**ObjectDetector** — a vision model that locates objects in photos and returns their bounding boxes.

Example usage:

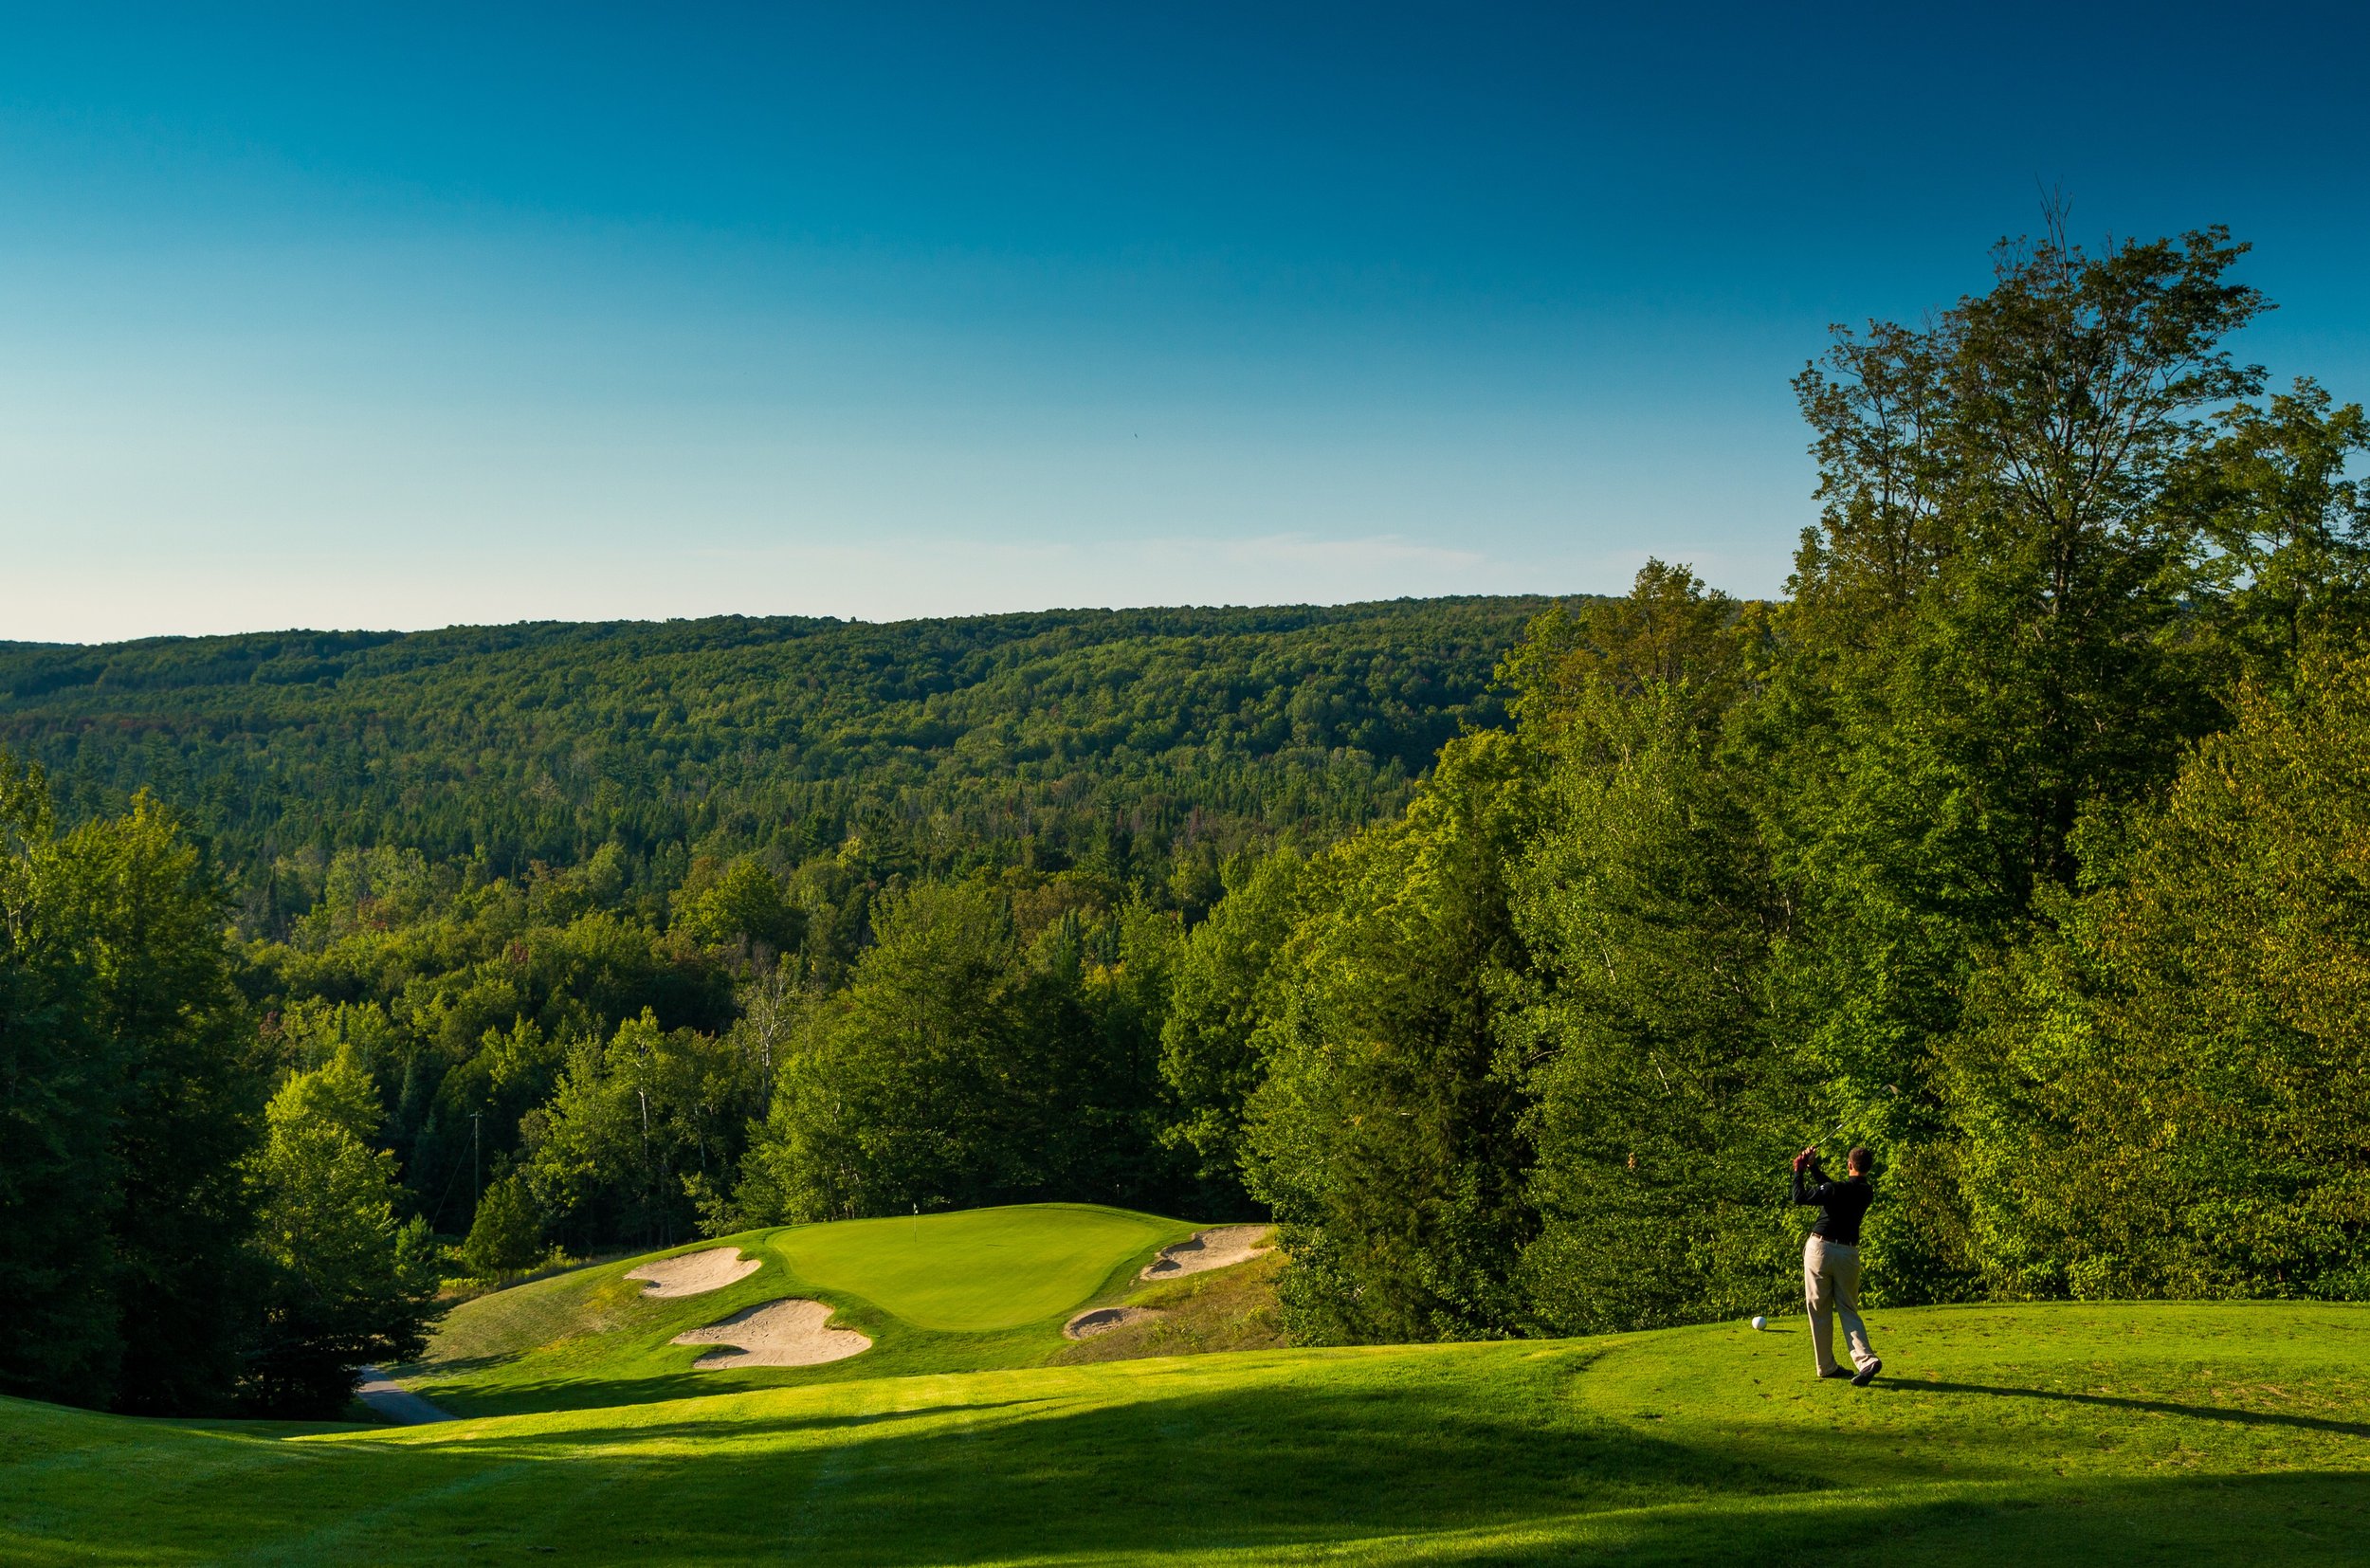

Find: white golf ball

[1750,1315,1767,1331]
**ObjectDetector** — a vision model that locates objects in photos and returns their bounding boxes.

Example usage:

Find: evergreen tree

[459,1172,544,1279]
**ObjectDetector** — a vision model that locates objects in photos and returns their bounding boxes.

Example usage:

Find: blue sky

[3,2,2364,639]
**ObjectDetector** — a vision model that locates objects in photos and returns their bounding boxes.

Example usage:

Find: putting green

[398,1202,1200,1414]
[765,1202,1177,1330]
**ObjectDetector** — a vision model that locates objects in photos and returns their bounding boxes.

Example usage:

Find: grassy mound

[1054,1249,1292,1364]
[406,1203,1198,1414]
[5,1301,2365,1564]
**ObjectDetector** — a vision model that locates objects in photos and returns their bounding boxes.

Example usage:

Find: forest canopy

[0,597,1543,935]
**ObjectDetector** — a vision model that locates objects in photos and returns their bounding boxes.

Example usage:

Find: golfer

[1791,1143,1882,1386]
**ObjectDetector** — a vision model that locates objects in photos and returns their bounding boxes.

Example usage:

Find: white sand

[625,1247,761,1298]
[671,1299,872,1369]
[1065,1305,1164,1340]
[1139,1225,1274,1281]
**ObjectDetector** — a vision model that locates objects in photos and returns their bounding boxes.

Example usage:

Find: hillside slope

[405,1203,1204,1415]
[0,598,1553,914]
[5,1302,2364,1564]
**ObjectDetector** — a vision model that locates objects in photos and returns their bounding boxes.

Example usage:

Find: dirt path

[354,1367,454,1425]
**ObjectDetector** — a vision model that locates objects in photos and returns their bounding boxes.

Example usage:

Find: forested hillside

[0,596,1551,1416]
[0,598,1540,934]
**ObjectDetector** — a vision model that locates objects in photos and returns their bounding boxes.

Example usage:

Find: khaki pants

[1804,1236,1876,1376]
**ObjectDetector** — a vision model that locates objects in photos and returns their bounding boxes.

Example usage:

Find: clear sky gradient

[4,2,2364,640]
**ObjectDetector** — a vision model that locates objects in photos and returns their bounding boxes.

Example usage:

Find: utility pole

[471,1111,483,1211]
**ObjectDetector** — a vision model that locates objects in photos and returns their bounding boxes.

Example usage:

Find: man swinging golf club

[1792,1141,1882,1386]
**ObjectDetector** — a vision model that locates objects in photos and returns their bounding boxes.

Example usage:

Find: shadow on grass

[312,1376,2370,1567]
[1429,1472,2370,1568]
[1881,1379,2370,1440]
[419,1372,722,1416]
[416,1398,1049,1451]
[341,1369,1850,1565]
[19,1357,2370,1568]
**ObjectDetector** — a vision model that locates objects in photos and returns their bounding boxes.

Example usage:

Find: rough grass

[6,1301,2366,1564]
[401,1202,1198,1415]
[1055,1249,1291,1364]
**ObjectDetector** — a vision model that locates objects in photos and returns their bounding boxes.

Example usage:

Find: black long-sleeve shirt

[1792,1162,1872,1248]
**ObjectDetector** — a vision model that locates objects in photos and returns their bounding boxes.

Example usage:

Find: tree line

[5,217,2363,1420]
[0,597,1542,936]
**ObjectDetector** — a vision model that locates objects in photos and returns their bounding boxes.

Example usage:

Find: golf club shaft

[1807,1089,1897,1153]
[1802,1085,1900,1157]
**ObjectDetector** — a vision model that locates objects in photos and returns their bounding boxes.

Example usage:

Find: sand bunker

[626,1247,761,1299]
[671,1299,871,1369]
[1140,1225,1274,1281]
[1065,1305,1164,1340]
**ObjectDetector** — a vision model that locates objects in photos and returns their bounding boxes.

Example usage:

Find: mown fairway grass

[406,1203,1195,1415]
[6,1300,2366,1564]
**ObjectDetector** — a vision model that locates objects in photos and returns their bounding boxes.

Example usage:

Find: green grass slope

[406,1203,1197,1415]
[6,1302,2365,1564]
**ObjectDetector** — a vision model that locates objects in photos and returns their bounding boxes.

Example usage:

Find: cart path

[354,1367,455,1425]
